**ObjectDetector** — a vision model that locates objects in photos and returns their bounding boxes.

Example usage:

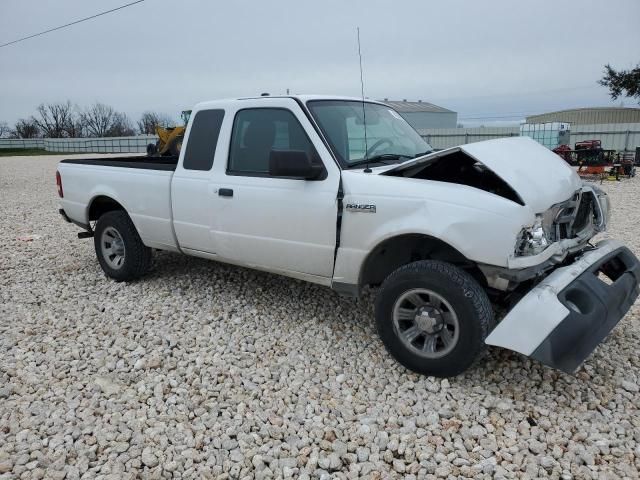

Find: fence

[44,136,157,153]
[419,123,640,152]
[0,138,46,149]
[2,123,640,154]
[418,127,519,150]
[0,136,158,153]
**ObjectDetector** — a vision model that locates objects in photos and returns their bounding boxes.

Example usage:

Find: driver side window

[228,108,319,176]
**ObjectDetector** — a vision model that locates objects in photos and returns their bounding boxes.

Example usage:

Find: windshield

[307,100,433,167]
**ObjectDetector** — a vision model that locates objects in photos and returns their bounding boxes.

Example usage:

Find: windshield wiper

[413,150,433,158]
[347,153,412,169]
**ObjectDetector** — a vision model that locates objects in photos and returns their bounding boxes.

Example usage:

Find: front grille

[551,191,594,241]
[572,192,594,233]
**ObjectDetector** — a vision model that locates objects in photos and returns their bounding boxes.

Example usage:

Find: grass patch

[0,148,84,157]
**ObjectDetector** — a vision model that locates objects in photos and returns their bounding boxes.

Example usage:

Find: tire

[94,210,152,282]
[375,260,493,377]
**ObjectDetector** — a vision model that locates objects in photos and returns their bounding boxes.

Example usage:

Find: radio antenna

[357,27,371,173]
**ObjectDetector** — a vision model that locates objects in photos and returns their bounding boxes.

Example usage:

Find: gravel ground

[1,154,639,480]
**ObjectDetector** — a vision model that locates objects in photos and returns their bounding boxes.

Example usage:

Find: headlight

[515,214,550,256]
[590,185,611,229]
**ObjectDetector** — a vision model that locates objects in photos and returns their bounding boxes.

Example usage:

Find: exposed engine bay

[384,150,524,205]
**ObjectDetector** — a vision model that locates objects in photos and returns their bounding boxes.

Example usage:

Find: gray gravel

[1,154,639,479]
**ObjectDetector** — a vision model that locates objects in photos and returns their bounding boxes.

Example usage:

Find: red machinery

[575,139,602,150]
[553,140,634,181]
[552,144,572,163]
[575,140,607,177]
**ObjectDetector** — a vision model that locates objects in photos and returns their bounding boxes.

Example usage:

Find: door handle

[218,188,233,197]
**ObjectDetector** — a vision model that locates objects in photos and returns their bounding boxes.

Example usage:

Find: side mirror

[269,150,324,180]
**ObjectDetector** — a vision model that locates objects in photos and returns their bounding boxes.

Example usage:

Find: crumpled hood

[382,136,582,213]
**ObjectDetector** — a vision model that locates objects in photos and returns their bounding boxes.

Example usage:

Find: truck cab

[171,96,341,283]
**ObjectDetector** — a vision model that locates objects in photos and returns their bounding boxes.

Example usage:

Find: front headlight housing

[515,214,550,256]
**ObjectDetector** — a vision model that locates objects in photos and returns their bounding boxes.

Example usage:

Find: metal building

[381,99,458,129]
[526,107,640,125]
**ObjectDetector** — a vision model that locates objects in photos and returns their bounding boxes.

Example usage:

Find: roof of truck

[194,94,388,110]
[241,94,383,102]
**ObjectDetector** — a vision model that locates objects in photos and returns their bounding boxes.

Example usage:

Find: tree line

[0,101,176,139]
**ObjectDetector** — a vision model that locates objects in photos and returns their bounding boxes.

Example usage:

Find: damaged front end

[514,185,610,259]
[481,183,612,291]
[483,185,640,374]
[478,182,638,374]
[485,240,640,373]
[472,180,636,374]
[382,137,638,374]
[382,138,612,290]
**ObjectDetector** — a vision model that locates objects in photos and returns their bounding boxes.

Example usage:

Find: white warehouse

[381,99,458,129]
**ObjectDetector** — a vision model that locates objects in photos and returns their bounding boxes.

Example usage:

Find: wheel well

[88,196,125,222]
[359,234,486,289]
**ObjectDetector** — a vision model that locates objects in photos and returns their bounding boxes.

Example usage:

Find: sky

[1,0,639,127]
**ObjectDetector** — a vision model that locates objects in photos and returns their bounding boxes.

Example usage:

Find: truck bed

[58,155,179,251]
[60,155,178,171]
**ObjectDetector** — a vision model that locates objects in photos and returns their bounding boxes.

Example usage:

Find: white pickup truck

[57,95,640,377]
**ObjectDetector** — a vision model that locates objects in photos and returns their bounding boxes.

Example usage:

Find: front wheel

[375,260,493,377]
[94,210,152,281]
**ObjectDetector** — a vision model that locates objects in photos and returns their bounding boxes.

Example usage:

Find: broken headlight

[515,214,550,256]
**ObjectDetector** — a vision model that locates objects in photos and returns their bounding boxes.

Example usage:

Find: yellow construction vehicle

[146,110,191,157]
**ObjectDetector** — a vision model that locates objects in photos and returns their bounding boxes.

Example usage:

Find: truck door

[210,98,340,280]
[171,108,226,253]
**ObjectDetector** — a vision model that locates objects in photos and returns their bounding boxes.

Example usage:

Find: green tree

[598,63,640,103]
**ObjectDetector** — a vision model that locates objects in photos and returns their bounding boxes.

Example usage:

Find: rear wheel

[94,210,152,281]
[375,260,493,377]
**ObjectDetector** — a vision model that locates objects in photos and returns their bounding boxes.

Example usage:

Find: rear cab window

[182,109,225,171]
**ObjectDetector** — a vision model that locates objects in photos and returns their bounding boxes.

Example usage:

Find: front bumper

[486,239,640,373]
